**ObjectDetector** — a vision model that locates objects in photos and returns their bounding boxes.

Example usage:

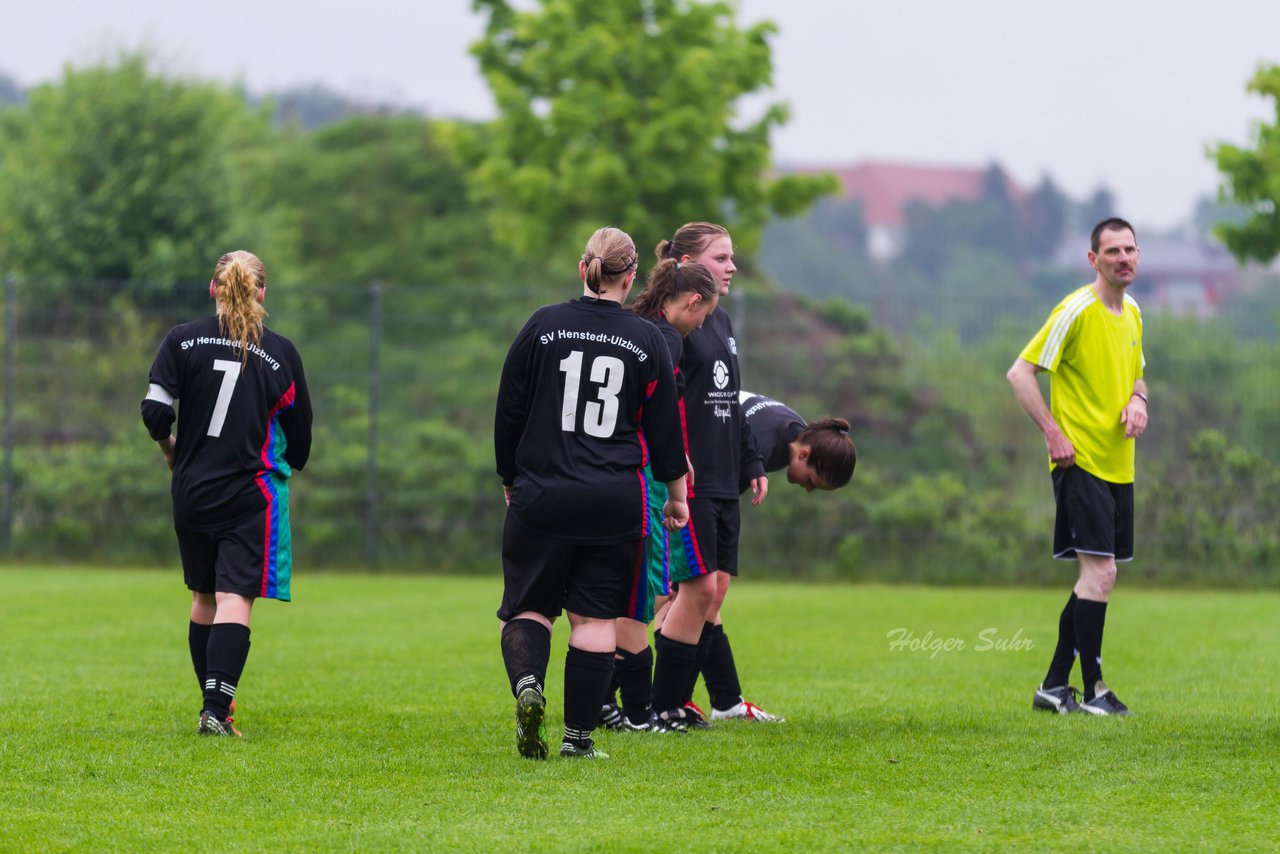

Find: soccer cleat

[1033,684,1083,714]
[710,700,785,722]
[515,686,549,759]
[559,740,609,759]
[681,701,712,730]
[198,710,242,737]
[599,703,625,731]
[1081,690,1132,717]
[621,714,652,732]
[647,708,690,733]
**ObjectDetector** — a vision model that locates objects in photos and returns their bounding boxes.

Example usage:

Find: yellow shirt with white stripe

[1019,284,1145,483]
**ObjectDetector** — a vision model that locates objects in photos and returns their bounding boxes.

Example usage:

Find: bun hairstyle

[581,227,638,295]
[631,258,717,319]
[212,250,267,364]
[797,417,856,488]
[655,221,730,262]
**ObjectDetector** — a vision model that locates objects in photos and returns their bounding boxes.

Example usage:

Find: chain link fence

[4,274,1279,586]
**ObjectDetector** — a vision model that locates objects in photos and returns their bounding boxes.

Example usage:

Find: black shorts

[497,515,643,622]
[176,500,293,601]
[672,496,740,581]
[1051,465,1134,562]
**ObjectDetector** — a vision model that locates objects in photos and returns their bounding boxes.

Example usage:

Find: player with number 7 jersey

[143,308,312,535]
[141,250,312,738]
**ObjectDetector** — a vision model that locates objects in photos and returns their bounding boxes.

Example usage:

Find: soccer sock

[562,646,614,745]
[203,623,251,720]
[703,624,745,711]
[1042,592,1079,688]
[615,646,654,723]
[681,622,715,707]
[501,618,552,698]
[651,632,699,713]
[1074,598,1109,700]
[188,621,212,690]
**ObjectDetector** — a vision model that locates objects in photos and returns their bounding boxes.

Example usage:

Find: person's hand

[503,484,513,506]
[663,497,689,530]
[1046,428,1075,468]
[1122,395,1147,439]
[749,475,769,507]
[160,436,176,472]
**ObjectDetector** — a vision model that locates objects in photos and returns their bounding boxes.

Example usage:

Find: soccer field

[2,565,1277,852]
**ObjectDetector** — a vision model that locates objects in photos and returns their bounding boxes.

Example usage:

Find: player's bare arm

[1006,357,1075,467]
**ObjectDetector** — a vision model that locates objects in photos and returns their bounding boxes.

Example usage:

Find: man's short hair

[1091,217,1136,253]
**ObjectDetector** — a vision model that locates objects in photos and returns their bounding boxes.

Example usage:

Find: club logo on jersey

[712,360,730,390]
[728,336,738,356]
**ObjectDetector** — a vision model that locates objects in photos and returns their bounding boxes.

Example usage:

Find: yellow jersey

[1019,284,1145,483]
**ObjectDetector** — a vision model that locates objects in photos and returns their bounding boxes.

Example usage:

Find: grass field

[2,565,1278,852]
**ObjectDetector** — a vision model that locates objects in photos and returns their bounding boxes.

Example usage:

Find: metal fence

[4,273,1279,586]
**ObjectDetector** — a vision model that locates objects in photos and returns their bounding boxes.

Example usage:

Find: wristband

[1131,391,1147,405]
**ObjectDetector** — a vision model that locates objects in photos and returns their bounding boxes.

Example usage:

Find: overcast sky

[4,0,1279,230]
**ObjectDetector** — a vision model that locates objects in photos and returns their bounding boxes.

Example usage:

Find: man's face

[1089,228,1139,289]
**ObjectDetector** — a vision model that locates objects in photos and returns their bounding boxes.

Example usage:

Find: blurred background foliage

[3,6,1280,587]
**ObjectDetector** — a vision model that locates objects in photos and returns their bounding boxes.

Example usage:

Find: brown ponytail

[212,250,267,364]
[631,258,717,318]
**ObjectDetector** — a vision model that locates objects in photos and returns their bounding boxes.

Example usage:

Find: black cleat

[198,710,242,736]
[1032,684,1083,714]
[599,703,625,731]
[1081,690,1132,716]
[516,686,549,759]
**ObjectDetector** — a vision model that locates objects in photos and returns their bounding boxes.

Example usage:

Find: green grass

[2,565,1278,852]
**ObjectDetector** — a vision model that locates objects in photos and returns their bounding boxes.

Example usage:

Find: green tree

[267,114,503,288]
[0,54,270,291]
[467,0,835,263]
[1212,64,1280,263]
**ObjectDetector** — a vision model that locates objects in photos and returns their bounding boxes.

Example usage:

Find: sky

[4,0,1279,231]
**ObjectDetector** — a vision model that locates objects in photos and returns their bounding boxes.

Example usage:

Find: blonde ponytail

[212,250,267,364]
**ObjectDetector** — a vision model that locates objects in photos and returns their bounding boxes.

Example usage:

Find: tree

[467,0,835,263]
[0,54,270,291]
[1212,64,1280,263]
[267,114,503,288]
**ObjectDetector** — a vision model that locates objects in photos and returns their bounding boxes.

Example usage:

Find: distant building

[792,160,1026,261]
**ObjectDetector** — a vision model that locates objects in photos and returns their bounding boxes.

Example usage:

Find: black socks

[651,631,699,713]
[702,624,744,711]
[188,621,212,690]
[203,623,250,719]
[1042,592,1079,689]
[563,646,614,744]
[1074,598,1109,700]
[614,646,654,723]
[501,618,552,698]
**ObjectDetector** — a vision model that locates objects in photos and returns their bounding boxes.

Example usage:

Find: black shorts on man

[1051,465,1134,561]
[497,515,643,621]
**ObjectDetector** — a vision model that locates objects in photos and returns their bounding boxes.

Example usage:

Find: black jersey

[495,297,686,545]
[141,315,312,529]
[680,307,764,499]
[739,391,805,483]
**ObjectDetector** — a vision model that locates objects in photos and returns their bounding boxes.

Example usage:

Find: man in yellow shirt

[1007,217,1149,716]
